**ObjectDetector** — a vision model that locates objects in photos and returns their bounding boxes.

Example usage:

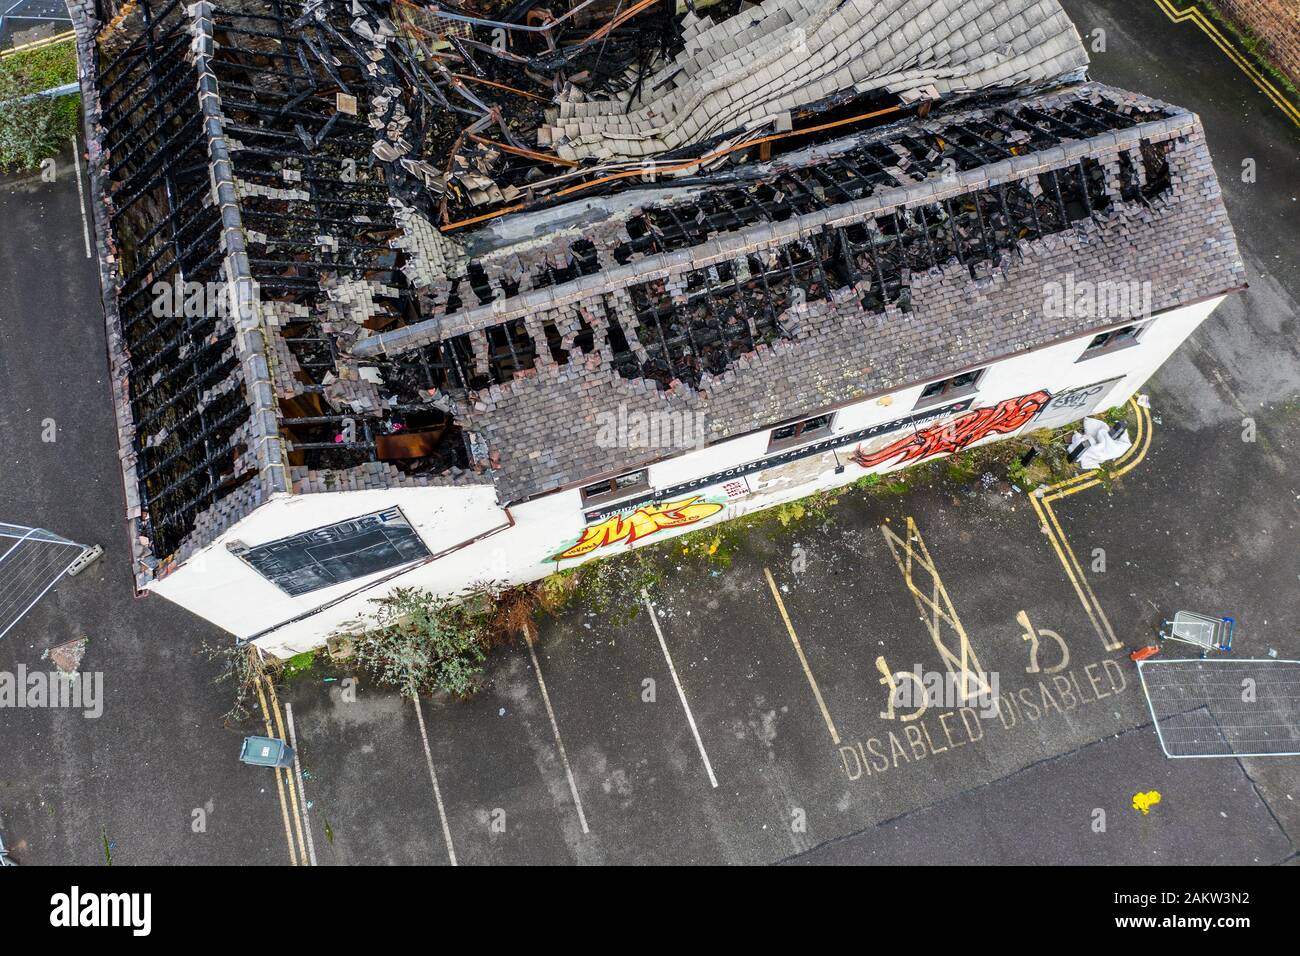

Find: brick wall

[1215,0,1300,85]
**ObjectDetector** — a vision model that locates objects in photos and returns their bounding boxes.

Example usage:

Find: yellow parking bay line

[255,675,300,866]
[1046,401,1153,502]
[1042,397,1147,498]
[880,517,992,701]
[1029,400,1154,652]
[1029,490,1115,652]
[0,30,75,59]
[764,567,840,744]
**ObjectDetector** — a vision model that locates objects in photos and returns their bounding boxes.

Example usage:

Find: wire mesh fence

[1137,658,1300,758]
[0,522,89,640]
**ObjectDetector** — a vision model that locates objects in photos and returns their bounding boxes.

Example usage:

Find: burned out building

[67,0,1245,653]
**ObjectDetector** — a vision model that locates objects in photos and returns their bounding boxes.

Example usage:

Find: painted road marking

[1153,0,1300,127]
[0,29,74,58]
[265,677,308,864]
[523,625,590,834]
[283,701,318,867]
[1029,489,1116,652]
[1016,609,1070,674]
[1040,496,1120,651]
[1048,399,1152,498]
[70,135,91,258]
[839,654,1131,783]
[1029,399,1153,651]
[641,589,718,788]
[875,655,927,721]
[881,517,991,701]
[1042,400,1146,497]
[412,697,458,866]
[254,674,298,866]
[763,567,840,744]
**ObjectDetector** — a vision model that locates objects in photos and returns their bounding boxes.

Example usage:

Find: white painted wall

[148,296,1223,655]
[147,484,507,638]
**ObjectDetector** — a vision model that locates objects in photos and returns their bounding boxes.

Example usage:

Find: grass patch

[280,650,317,681]
[541,550,665,624]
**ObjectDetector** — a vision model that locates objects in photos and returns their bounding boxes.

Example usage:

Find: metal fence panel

[0,523,87,640]
[1137,658,1300,758]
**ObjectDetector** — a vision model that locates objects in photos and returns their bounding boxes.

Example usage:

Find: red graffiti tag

[850,391,1051,469]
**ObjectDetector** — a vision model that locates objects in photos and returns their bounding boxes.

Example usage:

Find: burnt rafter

[78,0,1238,585]
[378,101,1173,394]
[93,0,480,565]
[98,0,250,559]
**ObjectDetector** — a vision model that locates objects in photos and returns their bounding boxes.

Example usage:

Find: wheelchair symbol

[1017,610,1069,674]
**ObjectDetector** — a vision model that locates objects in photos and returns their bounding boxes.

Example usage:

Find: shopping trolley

[1131,610,1234,660]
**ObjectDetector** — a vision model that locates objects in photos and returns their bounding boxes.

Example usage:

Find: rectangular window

[1079,324,1144,359]
[579,469,649,506]
[230,508,430,597]
[915,368,984,408]
[768,413,835,451]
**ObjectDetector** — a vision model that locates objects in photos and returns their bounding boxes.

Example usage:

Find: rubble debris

[47,638,89,676]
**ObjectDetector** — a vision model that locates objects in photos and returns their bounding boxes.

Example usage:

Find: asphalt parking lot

[1,0,1297,865]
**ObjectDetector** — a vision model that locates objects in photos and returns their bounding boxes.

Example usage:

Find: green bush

[0,40,80,173]
[343,588,493,699]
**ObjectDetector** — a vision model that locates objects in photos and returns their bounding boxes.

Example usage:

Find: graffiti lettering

[850,391,1050,470]
[580,400,973,523]
[1052,385,1104,410]
[552,496,724,561]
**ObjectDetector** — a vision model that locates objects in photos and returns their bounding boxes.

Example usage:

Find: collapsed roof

[545,0,1087,160]
[68,0,1243,586]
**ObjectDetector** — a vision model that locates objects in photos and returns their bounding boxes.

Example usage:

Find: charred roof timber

[67,0,1244,584]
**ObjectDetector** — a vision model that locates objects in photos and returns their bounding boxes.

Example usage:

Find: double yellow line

[255,674,309,865]
[1028,398,1154,653]
[0,30,75,59]
[1152,0,1300,127]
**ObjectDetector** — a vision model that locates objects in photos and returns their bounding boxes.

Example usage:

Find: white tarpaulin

[1068,417,1131,469]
